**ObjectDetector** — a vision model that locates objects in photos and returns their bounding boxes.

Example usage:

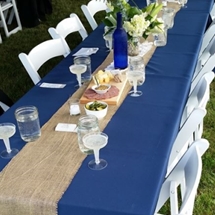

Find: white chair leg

[8,8,14,24]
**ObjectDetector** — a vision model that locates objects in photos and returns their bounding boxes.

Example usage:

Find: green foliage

[104,0,164,40]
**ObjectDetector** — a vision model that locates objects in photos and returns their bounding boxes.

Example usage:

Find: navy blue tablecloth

[0,0,213,215]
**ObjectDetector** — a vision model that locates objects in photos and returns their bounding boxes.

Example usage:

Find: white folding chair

[155,138,209,215]
[0,89,13,114]
[0,0,22,38]
[210,3,215,23]
[48,13,88,52]
[190,27,215,94]
[18,38,70,85]
[181,71,214,139]
[0,101,10,112]
[166,72,213,176]
[166,107,206,177]
[198,24,215,59]
[81,0,108,30]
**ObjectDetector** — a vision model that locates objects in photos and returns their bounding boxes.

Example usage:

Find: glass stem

[93,149,100,165]
[109,39,112,51]
[77,74,82,87]
[3,138,12,153]
[133,81,137,94]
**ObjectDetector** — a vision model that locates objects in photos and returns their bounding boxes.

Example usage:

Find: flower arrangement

[104,0,164,41]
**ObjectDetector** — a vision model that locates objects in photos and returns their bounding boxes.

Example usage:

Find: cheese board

[80,70,128,105]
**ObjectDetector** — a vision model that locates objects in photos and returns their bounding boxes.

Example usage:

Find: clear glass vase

[128,37,140,57]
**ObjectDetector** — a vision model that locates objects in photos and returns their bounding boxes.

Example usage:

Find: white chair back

[210,3,215,22]
[199,24,215,57]
[190,25,215,94]
[18,38,70,85]
[191,27,215,94]
[48,13,87,52]
[183,71,214,141]
[181,71,214,126]
[166,107,206,177]
[81,0,108,30]
[0,0,22,40]
[155,138,209,215]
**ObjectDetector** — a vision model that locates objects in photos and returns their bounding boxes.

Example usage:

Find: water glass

[15,105,41,142]
[77,115,100,154]
[129,56,145,86]
[73,55,92,83]
[154,28,167,47]
[162,7,175,29]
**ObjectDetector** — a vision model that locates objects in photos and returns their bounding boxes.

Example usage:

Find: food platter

[80,71,128,105]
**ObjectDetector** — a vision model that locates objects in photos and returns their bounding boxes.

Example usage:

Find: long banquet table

[0,0,213,214]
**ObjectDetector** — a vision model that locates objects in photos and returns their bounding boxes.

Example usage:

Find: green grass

[0,0,105,101]
[0,0,215,214]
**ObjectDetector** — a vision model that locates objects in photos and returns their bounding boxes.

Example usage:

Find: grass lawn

[0,0,215,214]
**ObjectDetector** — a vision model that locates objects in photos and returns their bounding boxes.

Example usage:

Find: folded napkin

[72,48,99,56]
[38,82,66,88]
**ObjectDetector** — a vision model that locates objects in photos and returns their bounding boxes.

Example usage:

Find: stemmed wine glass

[103,26,114,52]
[127,56,146,97]
[69,64,87,87]
[103,33,113,51]
[0,123,19,159]
[83,132,108,170]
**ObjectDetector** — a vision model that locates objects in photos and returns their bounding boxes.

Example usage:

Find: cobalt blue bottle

[113,12,128,69]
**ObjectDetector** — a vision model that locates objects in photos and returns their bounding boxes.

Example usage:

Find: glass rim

[14,105,38,116]
[83,131,108,141]
[73,55,91,60]
[0,122,16,127]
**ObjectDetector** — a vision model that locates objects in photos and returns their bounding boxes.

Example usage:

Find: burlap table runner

[0,3,180,215]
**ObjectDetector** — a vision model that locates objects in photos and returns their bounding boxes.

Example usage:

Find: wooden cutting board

[80,73,128,105]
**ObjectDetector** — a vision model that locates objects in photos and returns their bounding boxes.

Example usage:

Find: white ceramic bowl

[84,101,108,120]
[91,84,111,95]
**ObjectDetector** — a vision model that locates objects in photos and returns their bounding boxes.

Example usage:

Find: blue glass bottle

[113,12,128,69]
